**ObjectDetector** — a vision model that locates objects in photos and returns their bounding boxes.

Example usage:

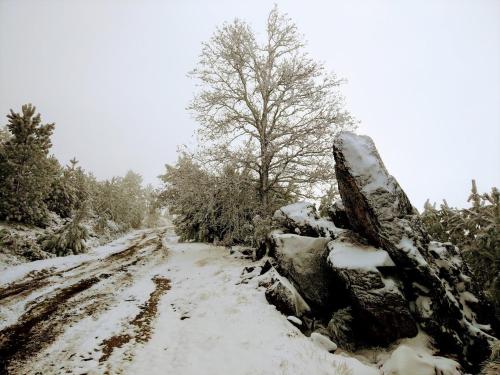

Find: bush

[0,227,47,261]
[160,155,261,245]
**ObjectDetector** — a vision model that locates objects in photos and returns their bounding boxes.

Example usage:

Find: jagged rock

[273,202,340,238]
[259,259,277,276]
[332,131,495,369]
[326,200,351,230]
[270,233,335,312]
[327,231,418,345]
[262,267,311,317]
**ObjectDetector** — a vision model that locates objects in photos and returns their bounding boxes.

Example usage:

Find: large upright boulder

[333,131,496,369]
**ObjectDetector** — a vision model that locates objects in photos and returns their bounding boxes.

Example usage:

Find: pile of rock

[259,131,497,372]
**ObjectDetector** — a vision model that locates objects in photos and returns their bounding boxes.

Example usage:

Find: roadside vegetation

[0,104,161,261]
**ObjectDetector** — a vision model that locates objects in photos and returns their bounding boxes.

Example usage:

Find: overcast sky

[1,0,499,209]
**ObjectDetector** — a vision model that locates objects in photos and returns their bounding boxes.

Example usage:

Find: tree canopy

[190,6,355,212]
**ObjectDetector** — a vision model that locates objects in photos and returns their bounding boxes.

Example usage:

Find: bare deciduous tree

[190,6,355,212]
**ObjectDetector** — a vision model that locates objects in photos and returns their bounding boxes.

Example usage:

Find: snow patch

[327,240,395,272]
[415,296,433,319]
[382,345,461,375]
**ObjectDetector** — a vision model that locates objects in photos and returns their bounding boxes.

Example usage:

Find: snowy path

[0,227,377,375]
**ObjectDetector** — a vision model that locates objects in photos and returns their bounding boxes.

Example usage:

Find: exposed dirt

[0,275,104,373]
[99,276,171,362]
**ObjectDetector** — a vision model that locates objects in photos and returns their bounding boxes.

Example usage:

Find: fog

[1,0,499,208]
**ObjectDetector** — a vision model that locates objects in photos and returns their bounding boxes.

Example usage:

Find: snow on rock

[415,296,433,319]
[395,237,428,266]
[310,332,337,353]
[326,232,417,345]
[382,345,462,375]
[333,131,496,369]
[270,233,334,310]
[273,201,341,238]
[327,235,395,272]
[287,316,303,326]
[334,132,393,194]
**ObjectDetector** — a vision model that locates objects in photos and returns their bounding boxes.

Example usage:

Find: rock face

[262,131,497,372]
[332,131,496,369]
[270,233,333,312]
[327,231,418,345]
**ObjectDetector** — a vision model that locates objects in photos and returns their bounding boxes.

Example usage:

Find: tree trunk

[260,134,271,216]
[261,171,269,213]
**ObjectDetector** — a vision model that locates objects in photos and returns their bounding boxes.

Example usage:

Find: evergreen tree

[159,154,217,242]
[143,184,161,228]
[0,104,55,225]
[422,180,500,320]
[42,207,90,256]
[93,171,148,230]
[121,171,147,229]
[46,158,90,218]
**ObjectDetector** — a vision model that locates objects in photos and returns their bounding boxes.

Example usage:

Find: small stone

[310,332,337,353]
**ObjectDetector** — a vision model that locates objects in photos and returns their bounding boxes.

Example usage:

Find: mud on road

[0,228,170,375]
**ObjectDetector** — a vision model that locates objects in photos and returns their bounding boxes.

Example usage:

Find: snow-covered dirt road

[0,227,377,375]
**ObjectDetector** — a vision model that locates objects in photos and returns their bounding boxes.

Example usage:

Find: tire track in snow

[99,276,171,363]
[0,228,169,374]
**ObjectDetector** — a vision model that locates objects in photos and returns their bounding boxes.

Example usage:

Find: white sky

[1,0,499,209]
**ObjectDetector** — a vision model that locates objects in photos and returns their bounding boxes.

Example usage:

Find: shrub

[42,210,89,256]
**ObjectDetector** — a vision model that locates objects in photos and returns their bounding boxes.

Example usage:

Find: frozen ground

[0,226,457,374]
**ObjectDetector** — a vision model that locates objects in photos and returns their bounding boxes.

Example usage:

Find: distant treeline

[0,104,160,232]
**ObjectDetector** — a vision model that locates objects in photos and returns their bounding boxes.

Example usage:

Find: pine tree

[0,104,55,225]
[422,180,500,320]
[42,207,90,256]
[46,158,89,218]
